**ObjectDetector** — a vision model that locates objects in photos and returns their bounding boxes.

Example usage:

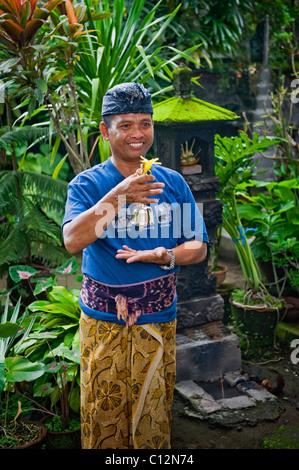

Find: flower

[97,380,122,411]
[140,156,162,174]
[98,322,122,345]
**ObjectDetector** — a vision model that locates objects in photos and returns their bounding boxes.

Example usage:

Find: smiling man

[62,82,209,449]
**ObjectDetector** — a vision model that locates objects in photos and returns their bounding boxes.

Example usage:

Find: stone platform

[175,370,282,428]
[175,321,241,383]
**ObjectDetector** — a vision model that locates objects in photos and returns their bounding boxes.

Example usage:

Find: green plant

[0,0,111,174]
[2,255,80,305]
[250,0,299,72]
[0,0,203,172]
[0,296,45,426]
[258,76,299,181]
[214,131,283,305]
[0,169,68,281]
[139,0,253,61]
[70,0,203,162]
[12,280,81,431]
[34,343,80,431]
[27,285,81,347]
[15,284,81,376]
[237,178,299,297]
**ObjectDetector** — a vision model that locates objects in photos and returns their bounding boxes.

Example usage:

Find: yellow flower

[140,156,162,174]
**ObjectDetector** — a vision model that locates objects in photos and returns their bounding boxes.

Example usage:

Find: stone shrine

[153,65,242,381]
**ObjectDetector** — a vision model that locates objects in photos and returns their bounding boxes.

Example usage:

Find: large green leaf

[0,321,19,338]
[50,257,79,275]
[51,345,80,364]
[48,285,80,307]
[5,356,45,383]
[9,264,40,283]
[34,381,54,397]
[33,275,56,295]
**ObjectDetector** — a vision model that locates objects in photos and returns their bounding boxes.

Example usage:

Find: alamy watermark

[290,339,299,365]
[290,78,299,104]
[0,80,4,104]
[94,199,206,246]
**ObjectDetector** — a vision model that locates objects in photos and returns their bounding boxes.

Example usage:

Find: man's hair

[102,114,114,128]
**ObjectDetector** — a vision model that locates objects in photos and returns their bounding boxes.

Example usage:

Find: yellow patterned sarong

[80,312,176,449]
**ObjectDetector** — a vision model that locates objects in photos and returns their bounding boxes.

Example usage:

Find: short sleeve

[62,181,92,230]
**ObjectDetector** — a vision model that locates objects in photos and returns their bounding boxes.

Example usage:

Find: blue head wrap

[102,82,153,116]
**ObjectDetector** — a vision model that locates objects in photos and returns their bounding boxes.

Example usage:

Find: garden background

[0,0,298,449]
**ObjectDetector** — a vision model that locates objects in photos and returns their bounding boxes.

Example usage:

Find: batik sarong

[80,312,176,449]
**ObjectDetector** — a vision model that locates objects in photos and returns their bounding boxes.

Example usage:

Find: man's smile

[127,142,145,149]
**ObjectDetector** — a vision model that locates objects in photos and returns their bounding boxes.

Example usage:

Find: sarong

[80,312,176,449]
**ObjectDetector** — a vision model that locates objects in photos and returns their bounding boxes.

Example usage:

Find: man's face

[100,113,154,164]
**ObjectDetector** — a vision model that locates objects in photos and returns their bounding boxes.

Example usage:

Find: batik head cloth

[102,82,153,116]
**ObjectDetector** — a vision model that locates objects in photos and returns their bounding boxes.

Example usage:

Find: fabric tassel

[115,294,129,323]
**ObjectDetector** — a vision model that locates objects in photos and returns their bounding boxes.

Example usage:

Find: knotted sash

[81,273,177,326]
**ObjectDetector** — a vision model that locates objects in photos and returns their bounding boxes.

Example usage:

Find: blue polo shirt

[62,157,209,322]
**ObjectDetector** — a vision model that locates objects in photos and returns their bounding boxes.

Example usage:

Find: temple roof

[153,96,240,124]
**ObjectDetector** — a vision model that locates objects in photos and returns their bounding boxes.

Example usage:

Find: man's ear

[100,121,109,140]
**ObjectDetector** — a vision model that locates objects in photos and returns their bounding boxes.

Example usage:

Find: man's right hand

[114,173,165,205]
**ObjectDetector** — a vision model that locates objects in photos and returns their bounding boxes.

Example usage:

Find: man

[62,82,208,449]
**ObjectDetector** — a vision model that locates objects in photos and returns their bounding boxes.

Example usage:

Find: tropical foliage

[214,132,283,303]
[0,0,203,172]
[0,0,111,174]
[238,178,299,297]
[250,0,299,71]
[137,0,254,63]
[0,169,68,280]
[0,0,297,447]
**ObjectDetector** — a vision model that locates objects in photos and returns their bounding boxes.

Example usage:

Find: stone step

[175,321,241,382]
[256,83,272,93]
[255,94,271,103]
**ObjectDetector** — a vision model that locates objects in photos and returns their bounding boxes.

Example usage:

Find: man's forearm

[63,173,165,254]
[116,240,207,266]
[63,191,123,254]
[172,240,207,265]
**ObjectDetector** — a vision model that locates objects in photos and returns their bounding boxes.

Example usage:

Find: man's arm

[63,190,119,254]
[116,240,207,266]
[63,174,165,254]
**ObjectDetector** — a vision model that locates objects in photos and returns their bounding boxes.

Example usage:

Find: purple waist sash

[81,273,177,326]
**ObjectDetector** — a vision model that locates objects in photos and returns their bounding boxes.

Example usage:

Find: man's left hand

[116,245,171,265]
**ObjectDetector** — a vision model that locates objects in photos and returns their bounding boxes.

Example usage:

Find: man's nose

[130,125,146,139]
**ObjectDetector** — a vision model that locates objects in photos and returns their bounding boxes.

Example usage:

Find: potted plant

[0,296,47,448]
[214,132,285,353]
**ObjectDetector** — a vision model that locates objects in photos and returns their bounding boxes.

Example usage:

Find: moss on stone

[153,96,239,123]
[262,425,299,449]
